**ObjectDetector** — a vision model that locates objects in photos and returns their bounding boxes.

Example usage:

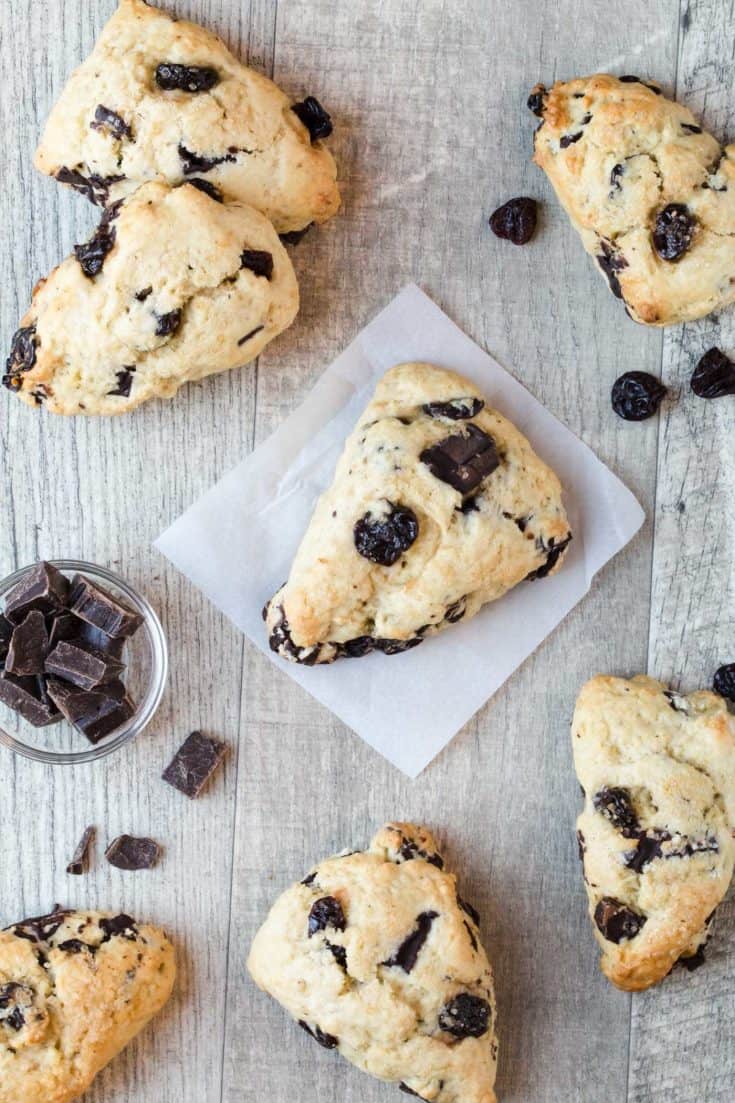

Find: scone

[34,0,340,234]
[530,74,735,325]
[264,362,571,663]
[0,907,175,1103]
[3,180,298,415]
[248,823,498,1103]
[572,675,735,991]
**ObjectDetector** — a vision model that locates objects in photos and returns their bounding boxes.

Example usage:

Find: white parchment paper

[156,285,644,776]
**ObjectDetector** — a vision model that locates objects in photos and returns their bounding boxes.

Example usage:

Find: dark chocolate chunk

[155,309,182,338]
[341,635,376,658]
[327,941,347,969]
[161,730,228,798]
[596,239,629,299]
[291,96,333,141]
[527,86,546,117]
[301,871,318,887]
[423,397,485,420]
[420,424,500,493]
[5,611,48,676]
[609,163,625,193]
[373,636,423,655]
[90,104,133,140]
[66,825,95,875]
[458,897,480,925]
[489,197,538,245]
[0,983,35,1032]
[100,913,138,941]
[45,639,124,691]
[4,562,70,622]
[308,896,346,937]
[560,131,583,148]
[10,907,70,942]
[444,597,467,624]
[354,503,419,566]
[267,605,322,665]
[525,532,572,580]
[0,615,12,662]
[74,203,121,278]
[3,325,38,393]
[399,1085,430,1100]
[653,203,696,261]
[713,663,735,701]
[135,286,153,302]
[108,367,136,397]
[279,224,313,246]
[611,371,667,421]
[58,938,97,956]
[155,63,220,92]
[69,574,143,638]
[682,122,703,134]
[691,348,735,399]
[237,325,265,346]
[383,911,438,973]
[577,829,586,861]
[186,178,224,202]
[48,611,125,658]
[396,836,444,868]
[105,835,161,871]
[0,672,61,726]
[178,143,236,175]
[624,831,670,873]
[298,1020,339,1049]
[679,945,707,971]
[240,250,274,279]
[464,920,478,951]
[438,993,491,1038]
[46,678,133,744]
[594,897,646,943]
[618,76,662,94]
[55,167,125,206]
[593,787,640,838]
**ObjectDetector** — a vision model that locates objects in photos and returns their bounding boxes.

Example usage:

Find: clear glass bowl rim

[0,559,168,765]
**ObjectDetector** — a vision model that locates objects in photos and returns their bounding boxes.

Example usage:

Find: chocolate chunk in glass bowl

[0,615,12,662]
[4,611,49,676]
[653,203,696,261]
[69,575,143,638]
[0,672,61,726]
[438,993,491,1038]
[611,371,667,421]
[382,911,438,973]
[46,677,133,744]
[354,503,419,566]
[161,730,228,799]
[4,561,70,623]
[105,834,161,871]
[47,611,125,659]
[66,825,96,875]
[291,96,333,142]
[489,197,538,245]
[420,424,500,493]
[594,897,646,943]
[155,63,220,93]
[423,397,485,420]
[691,347,735,399]
[45,639,125,691]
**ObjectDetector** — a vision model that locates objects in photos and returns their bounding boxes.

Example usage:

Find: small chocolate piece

[187,178,224,202]
[4,562,70,623]
[66,826,96,875]
[489,197,538,245]
[308,896,346,937]
[45,639,124,691]
[9,907,70,942]
[596,239,629,299]
[154,309,182,338]
[354,503,419,566]
[423,397,485,420]
[108,367,135,397]
[438,993,491,1038]
[237,325,265,346]
[594,897,646,943]
[560,131,583,148]
[0,672,60,726]
[46,677,133,744]
[105,834,161,871]
[5,611,48,676]
[420,424,500,493]
[69,574,143,638]
[178,143,237,175]
[240,250,274,279]
[383,911,438,973]
[713,663,735,701]
[155,63,220,93]
[57,938,96,956]
[291,96,333,142]
[399,1085,430,1100]
[47,611,125,658]
[55,167,125,206]
[279,224,313,246]
[99,913,138,941]
[298,1020,339,1049]
[593,787,640,838]
[90,104,133,140]
[161,730,228,799]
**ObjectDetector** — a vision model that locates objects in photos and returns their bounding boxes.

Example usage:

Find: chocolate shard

[5,611,49,676]
[4,562,70,623]
[420,424,500,494]
[46,677,133,744]
[45,639,125,691]
[0,615,12,662]
[48,611,126,659]
[0,672,61,726]
[9,906,70,942]
[105,834,161,871]
[69,574,143,638]
[161,730,228,799]
[66,825,96,875]
[382,911,438,973]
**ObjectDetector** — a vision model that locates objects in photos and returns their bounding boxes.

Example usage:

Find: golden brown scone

[34,0,339,234]
[0,908,175,1103]
[265,362,571,664]
[248,823,498,1103]
[572,675,735,991]
[530,74,735,325]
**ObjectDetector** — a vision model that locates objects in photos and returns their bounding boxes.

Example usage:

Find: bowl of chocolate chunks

[0,560,167,763]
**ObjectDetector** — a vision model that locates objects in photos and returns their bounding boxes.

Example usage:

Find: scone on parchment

[573,675,735,991]
[248,823,498,1103]
[0,907,175,1103]
[530,74,735,325]
[3,180,298,415]
[264,362,571,664]
[34,0,339,234]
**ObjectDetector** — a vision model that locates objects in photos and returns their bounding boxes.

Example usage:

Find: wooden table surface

[1,1,733,1100]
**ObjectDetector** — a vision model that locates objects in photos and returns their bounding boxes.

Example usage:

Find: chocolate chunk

[609,163,625,192]
[0,672,61,726]
[396,836,444,868]
[240,250,274,279]
[105,834,161,871]
[489,197,538,245]
[69,574,143,638]
[682,123,702,134]
[91,104,133,140]
[100,913,138,941]
[66,826,95,875]
[438,993,491,1038]
[187,178,224,202]
[4,562,70,623]
[525,532,572,580]
[301,871,318,886]
[57,938,96,955]
[237,325,265,346]
[0,983,35,1031]
[74,202,122,278]
[291,96,333,142]
[560,131,583,148]
[48,611,125,658]
[691,348,735,399]
[624,831,670,873]
[327,942,347,969]
[713,663,735,701]
[653,203,696,261]
[108,367,135,397]
[444,597,467,623]
[399,1085,430,1100]
[341,636,376,658]
[611,371,667,420]
[618,76,662,94]
[46,677,133,744]
[423,397,485,420]
[3,325,38,393]
[161,730,228,798]
[155,309,182,338]
[458,897,480,925]
[55,167,125,206]
[373,636,423,655]
[10,907,70,942]
[135,286,153,302]
[679,945,707,971]
[596,239,629,299]
[420,424,500,493]
[664,689,689,714]
[308,896,346,937]
[527,86,546,117]
[45,639,124,690]
[594,897,646,943]
[354,503,419,566]
[298,1020,339,1049]
[593,787,640,838]
[5,611,48,676]
[267,605,322,665]
[156,63,220,92]
[383,911,438,973]
[0,615,12,662]
[279,224,313,246]
[178,143,237,175]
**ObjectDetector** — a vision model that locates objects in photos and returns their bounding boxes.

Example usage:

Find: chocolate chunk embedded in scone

[264,362,571,664]
[248,823,498,1103]
[572,674,735,990]
[0,908,174,1103]
[531,74,735,325]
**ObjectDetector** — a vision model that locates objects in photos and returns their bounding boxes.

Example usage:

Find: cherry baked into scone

[34,0,339,234]
[264,362,571,664]
[248,823,498,1103]
[530,74,735,325]
[3,180,298,414]
[0,907,175,1103]
[573,675,735,991]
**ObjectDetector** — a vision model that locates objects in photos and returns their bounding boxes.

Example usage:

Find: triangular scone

[248,823,498,1103]
[34,0,339,234]
[531,74,735,325]
[0,908,175,1103]
[265,362,571,663]
[3,180,298,415]
[572,675,735,991]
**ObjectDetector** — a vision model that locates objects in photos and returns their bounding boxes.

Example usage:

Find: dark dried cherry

[155,309,182,338]
[74,201,122,279]
[55,167,125,206]
[611,371,667,421]
[155,64,219,93]
[527,86,546,117]
[308,896,346,937]
[653,204,696,261]
[438,993,491,1038]
[3,325,38,392]
[489,197,537,245]
[713,663,735,701]
[691,348,735,399]
[354,503,419,566]
[291,96,333,142]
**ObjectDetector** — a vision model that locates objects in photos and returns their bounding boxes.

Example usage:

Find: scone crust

[0,908,175,1103]
[34,0,339,232]
[248,823,498,1103]
[265,361,571,663]
[532,74,735,325]
[572,674,735,990]
[4,180,299,415]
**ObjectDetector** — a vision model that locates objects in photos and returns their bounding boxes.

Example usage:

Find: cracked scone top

[264,362,571,663]
[573,675,735,991]
[34,0,339,233]
[3,180,299,415]
[248,823,498,1103]
[531,74,735,325]
[0,907,175,1103]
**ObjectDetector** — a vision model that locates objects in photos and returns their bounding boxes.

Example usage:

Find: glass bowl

[0,560,168,765]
